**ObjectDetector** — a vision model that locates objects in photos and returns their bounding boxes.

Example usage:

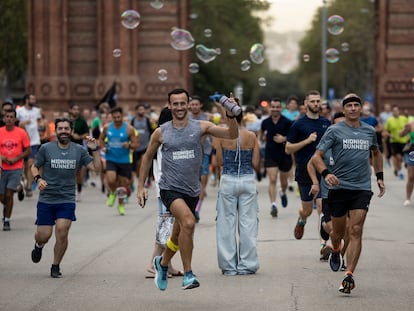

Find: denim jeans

[216,174,259,275]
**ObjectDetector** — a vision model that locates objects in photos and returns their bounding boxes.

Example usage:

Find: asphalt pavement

[1,165,413,311]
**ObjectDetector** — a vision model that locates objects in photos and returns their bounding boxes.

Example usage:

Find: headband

[342,96,362,107]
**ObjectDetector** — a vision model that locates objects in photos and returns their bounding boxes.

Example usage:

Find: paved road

[1,166,413,311]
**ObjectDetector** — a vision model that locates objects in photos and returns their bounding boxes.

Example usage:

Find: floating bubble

[258,77,266,87]
[204,29,212,38]
[249,43,265,64]
[150,0,164,9]
[189,12,198,20]
[195,44,220,63]
[240,60,251,71]
[112,49,121,58]
[229,48,237,55]
[303,54,310,62]
[121,10,141,29]
[157,69,168,81]
[327,15,344,35]
[170,28,195,51]
[325,48,340,63]
[188,63,199,74]
[341,42,350,52]
[409,151,414,162]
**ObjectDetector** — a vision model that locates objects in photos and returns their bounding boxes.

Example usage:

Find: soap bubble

[325,48,340,63]
[409,151,414,162]
[112,49,121,58]
[170,28,195,51]
[204,29,212,38]
[188,63,199,74]
[195,44,220,63]
[258,77,266,87]
[150,0,164,9]
[303,54,310,62]
[229,48,237,55]
[157,69,168,81]
[327,15,344,35]
[241,60,251,71]
[249,43,265,64]
[341,42,350,52]
[121,10,141,29]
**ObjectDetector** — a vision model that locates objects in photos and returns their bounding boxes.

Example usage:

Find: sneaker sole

[294,222,304,239]
[31,249,42,263]
[270,209,278,217]
[182,281,200,290]
[153,257,167,291]
[328,253,343,272]
[339,278,355,294]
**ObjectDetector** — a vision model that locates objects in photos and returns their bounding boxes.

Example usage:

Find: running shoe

[329,250,343,272]
[294,218,305,239]
[153,256,169,291]
[18,180,25,201]
[319,215,330,241]
[76,192,81,202]
[339,273,355,294]
[117,204,125,216]
[182,271,200,290]
[403,200,411,207]
[107,192,116,207]
[3,220,10,231]
[50,264,62,278]
[320,244,331,261]
[270,204,278,217]
[31,244,43,263]
[25,189,33,197]
[280,192,288,208]
[341,261,347,271]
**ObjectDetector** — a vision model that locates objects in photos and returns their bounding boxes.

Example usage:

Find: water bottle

[218,95,242,116]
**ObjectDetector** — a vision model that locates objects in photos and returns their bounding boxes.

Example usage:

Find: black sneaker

[51,265,62,278]
[3,220,10,231]
[280,193,288,208]
[328,250,343,272]
[31,244,43,263]
[319,215,330,241]
[339,273,355,294]
[270,204,278,217]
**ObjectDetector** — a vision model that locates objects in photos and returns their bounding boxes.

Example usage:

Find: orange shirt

[0,126,31,170]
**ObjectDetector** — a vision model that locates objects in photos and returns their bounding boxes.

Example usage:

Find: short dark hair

[287,95,299,103]
[270,97,282,103]
[168,88,190,103]
[3,108,16,117]
[2,102,13,109]
[55,117,73,129]
[135,103,145,110]
[111,106,123,114]
[305,90,320,99]
[190,95,203,104]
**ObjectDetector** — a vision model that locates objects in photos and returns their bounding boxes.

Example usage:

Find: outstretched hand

[137,189,148,208]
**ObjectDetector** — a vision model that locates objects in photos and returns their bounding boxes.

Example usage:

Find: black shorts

[321,198,331,222]
[105,160,132,179]
[327,189,373,218]
[264,155,292,172]
[132,150,146,166]
[390,142,406,156]
[160,189,199,215]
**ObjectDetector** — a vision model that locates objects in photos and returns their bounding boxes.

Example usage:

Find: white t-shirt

[16,106,41,145]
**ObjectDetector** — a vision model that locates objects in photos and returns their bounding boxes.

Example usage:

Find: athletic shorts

[29,144,40,160]
[327,189,373,218]
[403,152,414,166]
[106,160,132,179]
[35,202,76,225]
[264,155,292,172]
[0,169,23,194]
[298,183,321,202]
[132,150,146,167]
[160,189,198,215]
[390,142,405,156]
[201,154,210,176]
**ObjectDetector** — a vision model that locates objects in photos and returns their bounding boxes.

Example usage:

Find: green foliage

[0,0,27,83]
[190,0,271,106]
[297,0,375,99]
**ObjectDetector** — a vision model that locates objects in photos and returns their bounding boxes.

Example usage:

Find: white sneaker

[403,200,410,206]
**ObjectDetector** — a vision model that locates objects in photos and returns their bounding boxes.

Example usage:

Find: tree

[297,0,375,100]
[189,0,270,106]
[0,0,27,95]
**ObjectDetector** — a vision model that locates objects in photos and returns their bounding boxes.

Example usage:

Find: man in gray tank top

[137,88,238,291]
[312,93,386,294]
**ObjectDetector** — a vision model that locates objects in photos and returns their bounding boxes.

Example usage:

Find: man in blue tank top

[99,107,139,215]
[137,88,238,291]
[312,93,386,294]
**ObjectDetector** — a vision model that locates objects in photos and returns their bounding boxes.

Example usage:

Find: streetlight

[321,0,327,100]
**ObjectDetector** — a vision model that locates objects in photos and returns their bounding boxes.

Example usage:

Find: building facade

[374,0,414,113]
[26,0,192,112]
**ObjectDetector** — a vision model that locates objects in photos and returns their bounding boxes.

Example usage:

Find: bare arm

[311,150,339,187]
[371,148,386,197]
[84,135,101,173]
[98,124,109,151]
[127,125,140,150]
[307,155,321,198]
[251,133,261,173]
[203,117,238,140]
[137,128,162,207]
[285,132,317,155]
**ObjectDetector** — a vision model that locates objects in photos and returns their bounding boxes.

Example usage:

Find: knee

[55,227,70,241]
[181,215,195,233]
[349,224,363,238]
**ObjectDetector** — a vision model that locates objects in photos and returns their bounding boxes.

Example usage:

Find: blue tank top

[105,122,130,164]
[222,148,254,176]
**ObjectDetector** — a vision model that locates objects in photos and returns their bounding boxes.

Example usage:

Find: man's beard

[57,133,71,144]
[308,106,320,114]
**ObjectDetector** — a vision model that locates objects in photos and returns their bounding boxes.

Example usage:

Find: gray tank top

[159,119,203,197]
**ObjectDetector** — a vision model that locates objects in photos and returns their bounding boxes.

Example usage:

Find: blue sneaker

[328,250,343,272]
[270,204,278,217]
[280,192,288,208]
[182,271,200,290]
[153,256,169,291]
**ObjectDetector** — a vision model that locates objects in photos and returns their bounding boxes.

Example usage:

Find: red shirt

[0,126,31,170]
